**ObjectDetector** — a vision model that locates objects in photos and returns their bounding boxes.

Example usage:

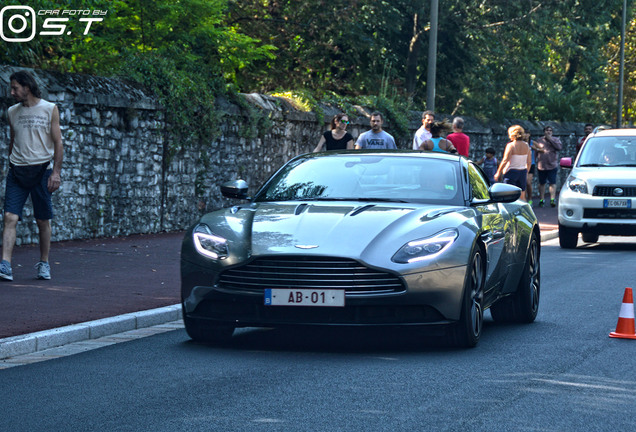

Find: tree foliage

[0,0,632,124]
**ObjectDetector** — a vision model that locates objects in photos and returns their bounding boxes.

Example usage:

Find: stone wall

[0,66,587,245]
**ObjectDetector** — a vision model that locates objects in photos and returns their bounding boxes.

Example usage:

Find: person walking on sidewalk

[355,112,396,149]
[446,117,470,157]
[313,113,354,152]
[418,120,457,153]
[1,70,63,281]
[413,110,434,150]
[535,125,562,207]
[494,125,531,201]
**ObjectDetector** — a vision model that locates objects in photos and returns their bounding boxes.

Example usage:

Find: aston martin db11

[181,150,540,347]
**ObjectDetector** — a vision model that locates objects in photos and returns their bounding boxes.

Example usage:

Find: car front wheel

[559,224,578,249]
[491,232,540,323]
[449,247,484,348]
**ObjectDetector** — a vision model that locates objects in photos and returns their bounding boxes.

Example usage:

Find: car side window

[468,163,489,200]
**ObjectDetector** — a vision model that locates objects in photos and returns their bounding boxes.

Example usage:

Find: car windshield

[255,154,463,205]
[578,136,636,167]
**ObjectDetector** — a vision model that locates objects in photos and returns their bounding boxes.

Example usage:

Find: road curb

[541,229,558,242]
[0,304,182,360]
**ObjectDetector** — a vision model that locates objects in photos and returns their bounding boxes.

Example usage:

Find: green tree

[602,14,636,125]
[2,0,630,124]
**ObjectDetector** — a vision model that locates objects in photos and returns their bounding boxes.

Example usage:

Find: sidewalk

[0,205,559,359]
[0,232,183,358]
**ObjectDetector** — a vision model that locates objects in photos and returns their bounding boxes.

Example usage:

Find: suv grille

[593,186,636,197]
[219,256,405,295]
[583,209,636,219]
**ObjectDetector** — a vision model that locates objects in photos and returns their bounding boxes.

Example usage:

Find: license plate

[264,289,345,307]
[604,199,631,208]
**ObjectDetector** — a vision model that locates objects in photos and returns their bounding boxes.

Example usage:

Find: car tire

[449,247,484,348]
[581,232,599,243]
[183,308,235,344]
[558,224,578,249]
[490,232,540,323]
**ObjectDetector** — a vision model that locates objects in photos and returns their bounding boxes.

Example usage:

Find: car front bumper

[181,260,468,327]
[558,187,636,235]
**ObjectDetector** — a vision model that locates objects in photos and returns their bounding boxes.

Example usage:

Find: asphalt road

[2,236,636,432]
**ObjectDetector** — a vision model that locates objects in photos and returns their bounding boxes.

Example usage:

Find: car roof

[591,128,636,138]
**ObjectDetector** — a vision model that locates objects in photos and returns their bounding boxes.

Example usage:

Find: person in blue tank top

[418,120,457,154]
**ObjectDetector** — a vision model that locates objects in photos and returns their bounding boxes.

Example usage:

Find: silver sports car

[181,151,540,347]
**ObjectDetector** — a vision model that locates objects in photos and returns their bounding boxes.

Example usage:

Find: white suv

[558,128,636,248]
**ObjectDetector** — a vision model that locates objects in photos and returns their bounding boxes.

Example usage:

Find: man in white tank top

[1,70,63,281]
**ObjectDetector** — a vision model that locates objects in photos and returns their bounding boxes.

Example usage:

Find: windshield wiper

[355,197,410,203]
[579,163,604,167]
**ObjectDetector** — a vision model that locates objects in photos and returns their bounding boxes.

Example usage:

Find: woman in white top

[494,125,532,201]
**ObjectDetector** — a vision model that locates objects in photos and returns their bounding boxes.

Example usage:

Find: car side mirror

[488,182,521,203]
[221,180,249,199]
[560,157,573,168]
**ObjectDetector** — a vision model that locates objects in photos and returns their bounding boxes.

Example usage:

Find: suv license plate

[604,199,631,208]
[264,289,345,307]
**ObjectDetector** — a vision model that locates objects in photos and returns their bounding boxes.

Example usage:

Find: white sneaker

[35,261,51,280]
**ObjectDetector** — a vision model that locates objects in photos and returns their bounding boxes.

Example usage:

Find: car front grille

[218,256,405,296]
[583,208,636,219]
[593,186,636,197]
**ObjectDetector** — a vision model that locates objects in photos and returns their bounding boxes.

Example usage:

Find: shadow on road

[178,320,525,354]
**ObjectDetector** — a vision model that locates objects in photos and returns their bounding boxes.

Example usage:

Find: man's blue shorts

[537,168,558,185]
[4,167,54,220]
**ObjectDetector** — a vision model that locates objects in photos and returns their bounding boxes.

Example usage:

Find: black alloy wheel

[450,247,484,348]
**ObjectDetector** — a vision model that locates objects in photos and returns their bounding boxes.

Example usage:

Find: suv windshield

[578,136,636,167]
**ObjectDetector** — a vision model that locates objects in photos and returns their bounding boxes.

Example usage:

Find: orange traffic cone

[609,287,636,339]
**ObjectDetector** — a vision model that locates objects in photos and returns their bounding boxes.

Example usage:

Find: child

[476,147,498,184]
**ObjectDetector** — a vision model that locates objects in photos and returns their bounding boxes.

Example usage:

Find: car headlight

[392,229,459,264]
[193,224,229,260]
[566,175,588,194]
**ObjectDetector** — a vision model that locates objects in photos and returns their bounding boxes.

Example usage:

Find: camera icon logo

[0,6,37,42]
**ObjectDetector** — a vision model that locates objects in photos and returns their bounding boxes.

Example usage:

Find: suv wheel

[558,224,578,249]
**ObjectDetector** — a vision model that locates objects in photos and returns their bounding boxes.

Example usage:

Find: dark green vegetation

[1,0,633,125]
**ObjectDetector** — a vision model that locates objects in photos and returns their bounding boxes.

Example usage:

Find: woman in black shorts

[494,125,532,201]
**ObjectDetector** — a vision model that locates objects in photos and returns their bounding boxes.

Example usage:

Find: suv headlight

[392,229,458,264]
[566,175,588,194]
[193,224,229,259]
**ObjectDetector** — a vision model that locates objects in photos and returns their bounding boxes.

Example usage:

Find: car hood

[202,201,468,258]
[571,167,636,186]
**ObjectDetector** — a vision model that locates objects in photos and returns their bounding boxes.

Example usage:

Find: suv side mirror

[560,157,572,168]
